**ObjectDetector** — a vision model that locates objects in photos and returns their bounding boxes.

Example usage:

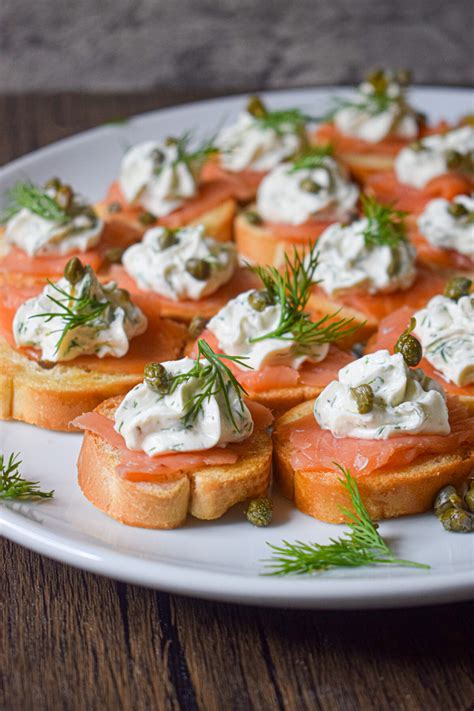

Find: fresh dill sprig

[248,245,359,351]
[323,92,395,122]
[169,338,251,430]
[264,465,428,574]
[30,276,109,354]
[167,131,218,168]
[361,194,408,248]
[0,452,54,500]
[0,182,70,225]
[289,145,333,172]
[254,107,315,135]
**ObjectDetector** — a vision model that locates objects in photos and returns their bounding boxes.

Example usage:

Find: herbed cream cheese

[417,195,474,258]
[114,356,254,455]
[215,111,303,172]
[314,350,450,440]
[256,158,359,225]
[122,224,236,301]
[395,126,474,189]
[207,289,329,370]
[119,140,198,217]
[13,267,147,362]
[334,81,418,144]
[314,218,417,295]
[413,294,474,387]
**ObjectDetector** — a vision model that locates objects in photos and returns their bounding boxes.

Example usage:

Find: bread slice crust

[273,400,474,523]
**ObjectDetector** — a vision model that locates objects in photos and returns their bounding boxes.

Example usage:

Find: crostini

[106,223,260,323]
[189,246,358,415]
[367,278,474,412]
[234,146,359,267]
[0,258,187,431]
[273,348,474,523]
[73,340,273,528]
[307,196,445,344]
[202,95,311,202]
[96,134,236,244]
[312,68,446,181]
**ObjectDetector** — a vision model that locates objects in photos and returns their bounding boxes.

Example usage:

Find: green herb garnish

[0,452,54,500]
[361,194,407,248]
[289,145,334,172]
[254,107,315,135]
[248,245,359,352]
[1,182,70,225]
[264,465,428,574]
[164,131,218,170]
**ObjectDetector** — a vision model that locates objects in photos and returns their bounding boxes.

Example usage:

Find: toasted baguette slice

[273,400,474,523]
[336,152,395,183]
[0,318,187,432]
[77,396,272,528]
[95,197,236,245]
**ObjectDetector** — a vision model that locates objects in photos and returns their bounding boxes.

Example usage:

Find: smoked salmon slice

[366,305,474,398]
[0,245,103,278]
[201,158,266,202]
[366,171,473,214]
[410,230,474,273]
[278,396,474,475]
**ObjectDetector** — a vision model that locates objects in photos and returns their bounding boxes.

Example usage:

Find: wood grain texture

[1,93,473,711]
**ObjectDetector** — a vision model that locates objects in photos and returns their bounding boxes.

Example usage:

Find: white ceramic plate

[1,87,473,609]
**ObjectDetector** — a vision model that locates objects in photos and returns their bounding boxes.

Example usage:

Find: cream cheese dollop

[413,294,474,387]
[314,218,417,295]
[334,81,418,143]
[256,158,359,225]
[314,350,450,440]
[215,111,303,172]
[119,140,198,217]
[207,289,329,370]
[13,267,147,362]
[395,126,474,189]
[122,224,236,301]
[4,192,103,257]
[417,195,474,258]
[114,356,254,455]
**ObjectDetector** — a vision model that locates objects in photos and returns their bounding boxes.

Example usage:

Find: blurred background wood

[1,0,473,93]
[1,91,473,711]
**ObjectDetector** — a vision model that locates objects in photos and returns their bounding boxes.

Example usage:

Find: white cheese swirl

[13,267,147,362]
[256,158,359,225]
[395,126,474,189]
[314,350,450,440]
[207,289,329,370]
[4,194,103,257]
[114,357,254,455]
[334,81,418,143]
[215,111,303,172]
[417,195,474,258]
[413,294,474,387]
[122,224,236,301]
[119,140,198,217]
[314,218,416,295]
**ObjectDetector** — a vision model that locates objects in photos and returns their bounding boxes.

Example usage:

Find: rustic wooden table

[1,93,473,711]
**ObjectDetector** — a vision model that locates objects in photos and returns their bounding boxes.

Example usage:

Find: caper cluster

[443,277,472,301]
[245,497,273,527]
[434,481,474,533]
[394,318,422,367]
[45,177,74,212]
[144,362,171,395]
[350,384,374,414]
[248,289,275,312]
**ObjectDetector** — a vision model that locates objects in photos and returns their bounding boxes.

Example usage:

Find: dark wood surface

[1,93,473,711]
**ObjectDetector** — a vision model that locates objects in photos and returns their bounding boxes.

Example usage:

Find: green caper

[246,95,267,119]
[460,114,474,127]
[245,210,263,226]
[138,211,156,226]
[299,178,321,193]
[396,68,412,86]
[415,111,427,128]
[464,481,474,513]
[64,256,85,285]
[248,289,274,312]
[366,68,388,94]
[447,202,468,219]
[56,184,74,211]
[350,384,374,414]
[387,247,401,277]
[394,317,422,367]
[188,315,209,339]
[439,507,473,533]
[158,229,179,250]
[446,149,463,170]
[434,485,463,517]
[185,258,211,281]
[115,287,131,305]
[443,277,472,301]
[45,177,62,192]
[151,147,165,164]
[144,362,171,395]
[409,140,425,152]
[245,497,273,527]
[104,247,125,264]
[165,136,178,146]
[107,201,122,214]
